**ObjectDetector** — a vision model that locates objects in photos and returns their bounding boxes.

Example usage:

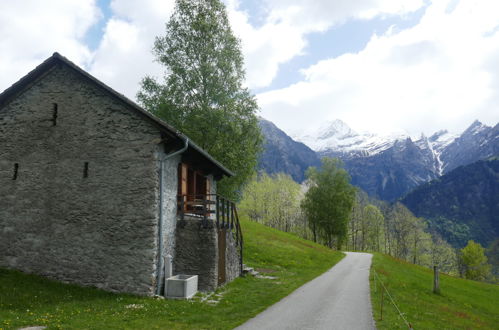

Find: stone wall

[156,153,181,294]
[173,215,242,292]
[225,229,241,283]
[0,65,164,295]
[173,217,219,291]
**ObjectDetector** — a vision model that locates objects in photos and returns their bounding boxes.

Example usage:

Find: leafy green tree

[429,234,459,275]
[383,203,426,263]
[363,204,385,252]
[239,172,307,236]
[348,197,363,251]
[301,158,356,249]
[486,239,499,281]
[386,203,414,259]
[459,240,491,281]
[408,217,430,265]
[138,0,262,200]
[348,191,387,252]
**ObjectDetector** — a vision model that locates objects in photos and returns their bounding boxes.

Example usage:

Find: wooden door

[218,228,226,285]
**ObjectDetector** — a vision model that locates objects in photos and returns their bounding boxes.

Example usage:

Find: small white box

[165,275,198,299]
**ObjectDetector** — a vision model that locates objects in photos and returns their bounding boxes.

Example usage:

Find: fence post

[380,286,384,321]
[433,265,440,294]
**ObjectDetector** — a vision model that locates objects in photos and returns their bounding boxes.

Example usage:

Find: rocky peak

[317,119,357,140]
[463,120,487,136]
[429,129,449,142]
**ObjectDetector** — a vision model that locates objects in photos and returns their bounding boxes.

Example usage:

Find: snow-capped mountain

[258,118,498,201]
[292,119,406,156]
[292,119,464,176]
[427,129,457,152]
[292,119,456,160]
[415,131,458,175]
[440,120,499,173]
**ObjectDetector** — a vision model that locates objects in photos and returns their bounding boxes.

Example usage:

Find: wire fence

[373,269,413,329]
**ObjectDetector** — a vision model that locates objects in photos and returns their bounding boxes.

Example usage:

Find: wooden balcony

[177,193,243,253]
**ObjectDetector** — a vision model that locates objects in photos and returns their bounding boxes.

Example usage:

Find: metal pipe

[156,138,189,296]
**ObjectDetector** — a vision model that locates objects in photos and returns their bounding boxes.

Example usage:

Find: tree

[385,204,410,260]
[239,172,307,236]
[459,240,491,281]
[348,191,369,251]
[301,158,356,249]
[486,239,499,281]
[429,234,458,276]
[138,0,262,200]
[363,204,385,252]
[349,197,363,251]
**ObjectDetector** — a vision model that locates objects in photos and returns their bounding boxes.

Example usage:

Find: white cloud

[225,0,425,88]
[258,0,499,135]
[2,0,497,137]
[88,0,175,100]
[0,0,101,92]
[0,0,174,102]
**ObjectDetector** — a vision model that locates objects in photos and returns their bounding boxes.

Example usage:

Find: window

[177,163,209,212]
[83,162,89,178]
[178,163,208,197]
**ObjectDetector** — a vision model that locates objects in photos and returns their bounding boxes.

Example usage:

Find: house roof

[0,52,234,178]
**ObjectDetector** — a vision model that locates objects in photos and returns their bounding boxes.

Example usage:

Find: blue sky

[84,0,113,50]
[0,0,498,136]
[256,5,428,93]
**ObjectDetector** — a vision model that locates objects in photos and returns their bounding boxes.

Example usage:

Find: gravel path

[236,252,375,330]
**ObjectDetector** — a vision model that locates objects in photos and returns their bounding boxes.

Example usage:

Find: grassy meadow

[371,253,499,329]
[0,217,343,329]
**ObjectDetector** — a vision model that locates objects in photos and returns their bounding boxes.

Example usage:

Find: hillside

[371,253,499,329]
[401,158,499,247]
[258,118,320,182]
[0,218,343,329]
[343,137,438,201]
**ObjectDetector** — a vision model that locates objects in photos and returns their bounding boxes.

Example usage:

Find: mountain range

[260,118,498,201]
[401,157,499,248]
[258,119,320,182]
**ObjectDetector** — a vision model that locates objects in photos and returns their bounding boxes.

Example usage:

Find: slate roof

[0,52,233,178]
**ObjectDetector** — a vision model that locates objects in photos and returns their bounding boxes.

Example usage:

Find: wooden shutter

[179,163,188,196]
[206,176,211,196]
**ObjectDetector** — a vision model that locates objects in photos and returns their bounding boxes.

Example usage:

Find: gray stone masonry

[162,155,180,260]
[173,216,242,292]
[225,229,241,283]
[0,65,165,295]
[174,217,219,291]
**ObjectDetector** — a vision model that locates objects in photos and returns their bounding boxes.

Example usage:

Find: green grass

[0,217,343,329]
[370,253,499,329]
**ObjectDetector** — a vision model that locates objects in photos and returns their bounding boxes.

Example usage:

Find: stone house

[0,53,243,295]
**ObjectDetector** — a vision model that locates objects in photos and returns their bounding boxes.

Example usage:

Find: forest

[238,162,496,283]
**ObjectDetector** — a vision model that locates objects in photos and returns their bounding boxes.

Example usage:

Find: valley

[258,118,499,249]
